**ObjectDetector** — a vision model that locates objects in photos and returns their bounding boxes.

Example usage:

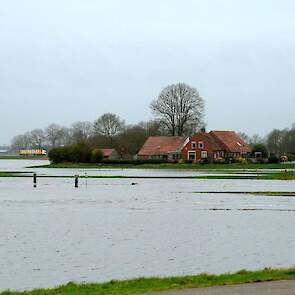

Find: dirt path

[144,280,295,295]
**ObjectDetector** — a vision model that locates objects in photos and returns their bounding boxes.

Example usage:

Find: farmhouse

[137,136,189,161]
[182,130,251,162]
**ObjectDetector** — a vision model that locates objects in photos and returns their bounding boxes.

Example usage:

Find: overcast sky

[0,0,294,144]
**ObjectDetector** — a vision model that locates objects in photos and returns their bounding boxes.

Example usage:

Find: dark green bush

[251,144,268,158]
[91,149,104,163]
[70,143,92,163]
[268,154,279,163]
[286,153,295,162]
[200,158,209,164]
[49,143,91,164]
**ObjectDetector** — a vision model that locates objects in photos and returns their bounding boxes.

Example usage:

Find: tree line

[11,116,163,158]
[9,82,295,159]
[239,123,295,160]
[10,83,206,158]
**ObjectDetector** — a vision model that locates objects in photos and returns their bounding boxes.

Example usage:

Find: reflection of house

[182,131,251,162]
[137,136,189,162]
[101,149,119,160]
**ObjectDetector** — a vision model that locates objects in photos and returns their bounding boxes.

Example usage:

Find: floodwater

[0,160,295,291]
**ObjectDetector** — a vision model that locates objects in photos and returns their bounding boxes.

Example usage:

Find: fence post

[33,173,37,188]
[74,175,79,188]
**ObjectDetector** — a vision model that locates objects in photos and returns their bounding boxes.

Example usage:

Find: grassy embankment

[2,267,295,295]
[0,171,295,180]
[0,172,23,177]
[31,162,295,170]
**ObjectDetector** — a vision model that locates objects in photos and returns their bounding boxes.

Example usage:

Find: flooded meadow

[0,160,295,291]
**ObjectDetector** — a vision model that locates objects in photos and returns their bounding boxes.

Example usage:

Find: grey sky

[1,0,294,144]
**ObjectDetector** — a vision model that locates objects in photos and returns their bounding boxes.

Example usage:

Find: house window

[191,141,196,149]
[172,154,180,160]
[201,151,208,159]
[188,151,196,161]
[198,141,204,149]
[201,151,208,158]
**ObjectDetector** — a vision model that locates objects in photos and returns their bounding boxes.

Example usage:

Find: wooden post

[33,173,37,188]
[75,175,79,188]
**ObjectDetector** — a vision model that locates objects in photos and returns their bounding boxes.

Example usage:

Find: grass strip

[195,191,295,196]
[0,173,294,180]
[0,156,48,160]
[28,162,295,170]
[2,267,295,295]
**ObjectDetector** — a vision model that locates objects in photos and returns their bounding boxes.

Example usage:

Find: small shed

[101,149,119,160]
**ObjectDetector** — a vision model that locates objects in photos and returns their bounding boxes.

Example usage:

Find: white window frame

[198,141,204,149]
[188,151,196,161]
[201,151,208,158]
[191,141,196,149]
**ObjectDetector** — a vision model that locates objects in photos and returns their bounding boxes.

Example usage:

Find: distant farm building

[137,136,189,161]
[101,149,119,160]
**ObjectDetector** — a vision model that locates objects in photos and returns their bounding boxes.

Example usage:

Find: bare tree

[249,134,265,146]
[282,129,295,154]
[266,129,287,156]
[71,121,93,143]
[238,132,250,144]
[45,124,70,148]
[11,134,30,151]
[150,83,205,136]
[29,129,46,148]
[94,113,125,137]
[138,120,163,137]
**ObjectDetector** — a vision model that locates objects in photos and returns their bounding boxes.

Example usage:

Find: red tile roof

[209,131,251,153]
[101,149,115,157]
[138,136,187,156]
[191,132,223,151]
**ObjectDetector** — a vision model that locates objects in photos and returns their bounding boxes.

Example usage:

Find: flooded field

[0,160,295,291]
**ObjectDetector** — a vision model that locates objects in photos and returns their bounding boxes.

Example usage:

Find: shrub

[268,154,279,163]
[200,158,209,164]
[69,143,92,163]
[48,146,71,163]
[286,153,295,162]
[91,149,104,163]
[214,157,226,164]
[251,144,268,158]
[233,156,247,164]
[49,143,92,164]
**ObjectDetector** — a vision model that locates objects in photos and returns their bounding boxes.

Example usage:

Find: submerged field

[1,160,295,291]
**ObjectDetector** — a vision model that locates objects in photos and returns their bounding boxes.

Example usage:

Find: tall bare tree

[150,83,205,136]
[94,113,125,137]
[71,121,93,143]
[11,134,30,151]
[29,129,45,148]
[45,124,70,148]
[266,129,287,156]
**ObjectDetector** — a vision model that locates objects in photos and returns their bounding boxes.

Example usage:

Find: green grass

[193,171,295,180]
[0,156,48,160]
[2,267,295,294]
[29,162,295,170]
[195,191,295,196]
[0,171,294,180]
[259,172,295,180]
[0,172,21,177]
